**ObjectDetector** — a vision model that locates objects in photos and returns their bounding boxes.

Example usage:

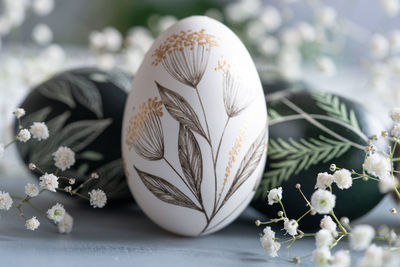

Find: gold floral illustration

[152,29,219,88]
[126,97,164,161]
[220,123,248,200]
[215,58,251,118]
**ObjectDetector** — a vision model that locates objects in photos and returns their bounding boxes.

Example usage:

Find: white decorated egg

[122,16,268,236]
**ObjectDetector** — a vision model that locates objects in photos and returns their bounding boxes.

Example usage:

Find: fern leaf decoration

[255,135,351,200]
[311,91,361,131]
[267,108,281,121]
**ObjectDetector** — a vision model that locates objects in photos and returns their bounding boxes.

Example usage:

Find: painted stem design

[269,113,369,143]
[193,86,219,215]
[281,98,366,150]
[163,156,209,222]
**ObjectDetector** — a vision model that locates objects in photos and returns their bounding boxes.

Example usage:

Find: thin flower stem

[330,233,345,249]
[71,176,95,194]
[296,209,312,223]
[278,200,287,218]
[330,210,347,235]
[258,218,285,225]
[393,187,400,201]
[286,238,296,260]
[4,139,16,149]
[26,201,55,225]
[296,186,313,209]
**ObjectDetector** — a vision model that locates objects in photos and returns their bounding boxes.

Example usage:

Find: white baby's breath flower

[391,123,400,137]
[297,22,316,42]
[29,122,49,141]
[0,144,4,158]
[32,23,53,45]
[315,229,333,248]
[57,212,73,234]
[157,15,178,32]
[390,30,400,53]
[280,27,301,47]
[390,57,400,75]
[17,129,31,142]
[370,34,390,59]
[32,0,54,16]
[358,244,383,267]
[259,6,282,32]
[315,172,334,189]
[41,44,65,66]
[317,6,337,28]
[103,27,122,52]
[316,56,336,77]
[260,226,281,258]
[0,191,13,210]
[39,173,58,192]
[364,153,391,178]
[25,183,39,197]
[96,53,115,70]
[283,219,298,236]
[312,247,332,267]
[278,48,302,81]
[333,169,353,189]
[246,19,267,41]
[47,203,65,223]
[381,0,399,17]
[53,146,75,171]
[124,49,144,75]
[126,26,154,53]
[89,189,107,208]
[258,36,280,56]
[379,175,397,193]
[320,215,338,237]
[332,250,350,267]
[13,108,25,119]
[350,224,375,250]
[268,187,282,205]
[311,189,336,214]
[25,216,40,231]
[89,30,106,50]
[390,107,400,123]
[224,0,261,24]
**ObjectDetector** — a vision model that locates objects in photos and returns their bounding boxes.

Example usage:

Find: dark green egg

[251,81,385,229]
[15,67,133,202]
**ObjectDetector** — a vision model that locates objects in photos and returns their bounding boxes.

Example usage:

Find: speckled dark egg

[15,67,133,203]
[251,81,386,229]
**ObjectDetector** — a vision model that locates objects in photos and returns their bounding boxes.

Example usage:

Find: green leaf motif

[38,76,76,108]
[255,135,351,200]
[79,150,104,161]
[57,118,112,152]
[311,91,361,131]
[65,73,104,118]
[267,108,281,121]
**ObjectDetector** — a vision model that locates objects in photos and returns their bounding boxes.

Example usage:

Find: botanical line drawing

[127,28,267,234]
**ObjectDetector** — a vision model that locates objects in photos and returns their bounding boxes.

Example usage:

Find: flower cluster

[256,108,400,266]
[126,97,164,160]
[0,108,108,234]
[151,29,219,66]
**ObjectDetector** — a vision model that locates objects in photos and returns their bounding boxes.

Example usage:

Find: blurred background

[1,0,399,174]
